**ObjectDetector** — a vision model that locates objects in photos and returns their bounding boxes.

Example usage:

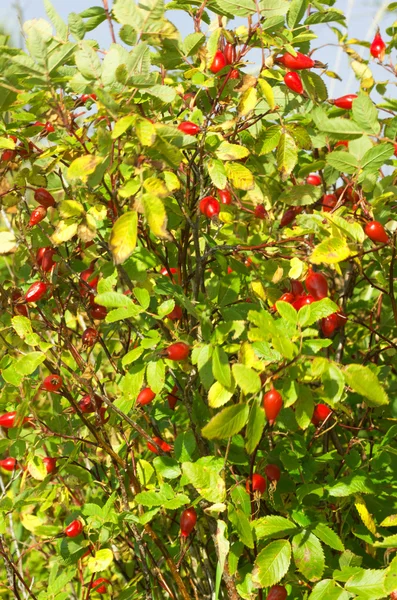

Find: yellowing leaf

[59,200,85,218]
[238,88,258,116]
[27,457,47,481]
[87,549,114,573]
[143,177,168,197]
[351,60,374,89]
[109,211,138,265]
[21,514,44,534]
[225,162,254,190]
[216,142,250,161]
[163,171,180,192]
[208,381,234,408]
[67,155,102,182]
[355,495,377,535]
[277,133,297,178]
[51,221,78,245]
[111,115,135,139]
[136,117,156,146]
[141,193,170,239]
[311,237,351,265]
[251,280,267,301]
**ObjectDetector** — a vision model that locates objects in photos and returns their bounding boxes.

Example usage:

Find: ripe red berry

[80,267,99,296]
[263,389,283,425]
[44,122,55,133]
[168,385,178,410]
[394,143,397,157]
[305,268,328,300]
[277,292,295,305]
[89,305,107,320]
[137,387,156,406]
[199,196,220,218]
[390,590,397,600]
[265,464,281,482]
[322,194,337,212]
[335,140,349,148]
[178,121,200,135]
[277,52,315,70]
[218,189,232,205]
[147,436,172,454]
[90,578,111,594]
[37,247,56,272]
[43,457,57,474]
[306,174,322,186]
[246,473,267,495]
[364,221,389,244]
[180,508,197,537]
[82,327,99,347]
[312,403,332,426]
[167,304,183,320]
[280,206,301,228]
[64,519,83,537]
[292,294,315,311]
[78,394,102,414]
[33,121,45,127]
[224,43,236,65]
[228,69,240,79]
[160,267,180,283]
[81,93,97,103]
[28,206,47,227]
[290,280,304,297]
[254,204,267,219]
[34,188,56,208]
[332,94,357,110]
[370,32,386,60]
[210,50,227,74]
[25,281,48,303]
[0,412,31,429]
[165,342,190,361]
[1,149,16,161]
[266,585,288,600]
[284,71,303,94]
[0,457,18,472]
[42,374,63,392]
[321,313,339,337]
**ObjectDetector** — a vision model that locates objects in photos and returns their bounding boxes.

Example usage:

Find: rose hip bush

[0,0,396,598]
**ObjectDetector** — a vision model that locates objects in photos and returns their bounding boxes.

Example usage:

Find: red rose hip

[305,268,328,300]
[312,403,332,426]
[210,50,227,74]
[64,519,83,537]
[0,457,18,472]
[263,389,283,425]
[284,72,303,94]
[165,342,190,361]
[364,221,389,244]
[370,32,386,60]
[29,206,47,227]
[42,374,63,392]
[137,387,156,406]
[306,174,322,186]
[246,473,266,495]
[180,508,197,537]
[25,281,48,303]
[34,188,56,208]
[178,121,200,135]
[332,94,357,110]
[266,585,288,600]
[265,464,281,482]
[43,457,57,474]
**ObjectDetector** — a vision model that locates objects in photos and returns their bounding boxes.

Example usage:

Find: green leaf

[258,125,281,155]
[345,569,386,600]
[326,151,359,174]
[87,549,113,573]
[212,346,232,389]
[67,155,102,182]
[245,401,265,454]
[254,516,299,540]
[208,382,234,408]
[207,159,227,190]
[135,117,156,146]
[258,80,276,111]
[252,540,291,588]
[308,579,349,600]
[153,456,181,479]
[275,301,297,325]
[279,184,322,206]
[229,505,254,548]
[232,364,261,395]
[295,386,313,430]
[182,459,226,502]
[15,352,46,376]
[75,43,101,80]
[111,115,136,139]
[277,133,298,177]
[344,364,389,407]
[313,523,345,551]
[360,143,394,174]
[292,531,325,581]
[311,237,351,265]
[182,32,205,56]
[352,94,380,135]
[202,404,249,440]
[44,0,68,39]
[288,0,309,28]
[384,556,397,593]
[146,360,165,394]
[109,211,138,265]
[328,474,376,497]
[216,142,250,161]
[298,298,340,328]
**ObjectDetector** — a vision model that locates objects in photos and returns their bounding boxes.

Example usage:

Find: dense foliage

[0,0,397,598]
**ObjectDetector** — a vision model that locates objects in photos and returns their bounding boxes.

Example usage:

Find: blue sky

[0,0,394,97]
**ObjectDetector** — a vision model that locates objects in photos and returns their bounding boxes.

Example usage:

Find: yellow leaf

[0,231,16,254]
[109,211,138,265]
[67,155,102,182]
[87,549,114,573]
[208,381,234,408]
[21,514,44,533]
[59,200,85,218]
[258,78,275,110]
[136,117,156,146]
[27,457,47,481]
[225,162,254,191]
[251,280,267,301]
[355,495,377,535]
[311,237,351,265]
[238,88,258,116]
